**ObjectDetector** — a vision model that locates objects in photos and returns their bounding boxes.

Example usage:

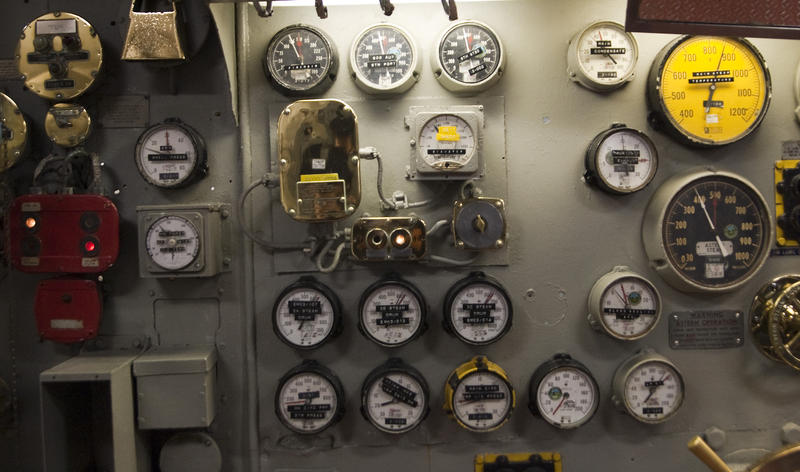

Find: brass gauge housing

[443,355,515,433]
[0,93,29,172]
[45,103,91,148]
[750,275,800,371]
[16,12,103,101]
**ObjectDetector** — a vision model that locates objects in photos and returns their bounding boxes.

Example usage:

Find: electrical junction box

[133,346,217,430]
[35,277,101,343]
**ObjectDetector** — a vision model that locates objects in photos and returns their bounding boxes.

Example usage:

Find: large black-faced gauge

[359,275,427,348]
[264,24,338,96]
[528,354,599,430]
[432,20,505,93]
[349,23,420,95]
[587,266,662,341]
[360,358,430,434]
[443,272,512,346]
[643,168,772,293]
[145,215,201,271]
[0,92,29,173]
[647,36,771,147]
[584,124,658,195]
[443,356,515,433]
[611,349,685,424]
[275,360,345,434]
[567,21,638,93]
[272,276,343,350]
[135,119,207,188]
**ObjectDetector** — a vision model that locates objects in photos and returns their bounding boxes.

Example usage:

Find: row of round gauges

[275,351,685,435]
[264,20,505,96]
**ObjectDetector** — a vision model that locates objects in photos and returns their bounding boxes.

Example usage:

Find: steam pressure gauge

[567,21,639,92]
[611,349,685,424]
[360,358,430,434]
[647,36,771,147]
[443,356,515,433]
[359,275,427,348]
[529,354,599,430]
[135,119,208,188]
[432,20,505,93]
[750,275,800,371]
[350,23,420,95]
[443,272,513,346]
[272,276,343,350]
[584,124,658,195]
[0,92,29,172]
[587,266,662,340]
[264,24,338,96]
[275,360,345,434]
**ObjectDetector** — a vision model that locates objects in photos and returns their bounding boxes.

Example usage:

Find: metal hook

[315,0,328,19]
[441,0,458,20]
[251,0,274,18]
[379,0,395,16]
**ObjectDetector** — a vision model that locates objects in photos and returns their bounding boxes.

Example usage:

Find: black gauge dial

[264,24,338,96]
[434,20,505,92]
[350,24,418,94]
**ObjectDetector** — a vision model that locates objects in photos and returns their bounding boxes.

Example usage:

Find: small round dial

[588,266,661,340]
[613,352,685,424]
[361,358,430,434]
[145,215,201,271]
[568,21,638,92]
[529,354,599,429]
[350,24,419,95]
[275,360,345,434]
[418,114,476,170]
[272,276,342,350]
[264,24,338,96]
[433,20,505,93]
[359,276,427,348]
[444,356,515,433]
[584,125,658,195]
[135,119,207,188]
[443,272,513,345]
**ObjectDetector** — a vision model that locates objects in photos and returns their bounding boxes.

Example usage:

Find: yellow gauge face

[657,36,770,146]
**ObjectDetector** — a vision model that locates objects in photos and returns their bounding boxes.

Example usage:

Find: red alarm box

[8,194,119,273]
[35,278,102,343]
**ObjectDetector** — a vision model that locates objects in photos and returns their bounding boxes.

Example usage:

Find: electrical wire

[363,148,442,210]
[426,219,451,237]
[238,175,310,253]
[316,240,347,273]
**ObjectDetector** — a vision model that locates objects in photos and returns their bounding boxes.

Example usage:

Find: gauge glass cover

[267,25,334,93]
[536,367,598,429]
[361,282,424,347]
[145,215,200,271]
[592,128,657,193]
[136,123,202,188]
[599,276,660,339]
[352,24,417,92]
[364,371,427,433]
[438,21,501,85]
[447,281,511,345]
[277,371,340,433]
[418,114,476,170]
[623,360,684,423]
[274,286,337,349]
[452,370,513,431]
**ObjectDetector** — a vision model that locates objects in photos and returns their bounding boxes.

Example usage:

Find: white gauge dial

[274,285,338,349]
[360,282,425,347]
[266,25,336,95]
[589,127,658,194]
[363,371,427,434]
[453,371,513,432]
[435,20,504,90]
[536,367,598,429]
[350,24,418,94]
[445,276,512,345]
[145,215,200,271]
[277,371,340,434]
[623,361,684,423]
[569,21,638,92]
[418,114,476,170]
[135,121,206,188]
[599,276,660,339]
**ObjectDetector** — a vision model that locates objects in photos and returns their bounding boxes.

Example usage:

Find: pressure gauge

[432,20,505,93]
[272,276,343,350]
[443,272,513,346]
[359,275,427,348]
[528,354,599,430]
[360,358,430,434]
[750,275,800,371]
[643,168,773,293]
[135,119,207,188]
[611,349,685,424]
[0,92,29,173]
[145,215,201,271]
[567,21,638,92]
[443,356,515,433]
[587,266,662,340]
[647,36,771,147]
[45,103,91,148]
[349,23,419,95]
[275,360,345,434]
[584,124,658,195]
[418,114,476,171]
[264,24,338,96]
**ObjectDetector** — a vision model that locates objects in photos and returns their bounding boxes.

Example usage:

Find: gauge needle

[289,34,303,63]
[145,147,165,155]
[380,398,398,407]
[705,44,726,113]
[643,374,669,403]
[552,392,569,415]
[597,31,617,65]
[694,189,729,257]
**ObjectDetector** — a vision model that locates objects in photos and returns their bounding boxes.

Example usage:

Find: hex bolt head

[704,426,726,450]
[782,422,800,444]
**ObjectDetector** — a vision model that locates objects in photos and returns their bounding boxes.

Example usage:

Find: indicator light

[390,228,411,249]
[84,241,96,253]
[25,217,37,230]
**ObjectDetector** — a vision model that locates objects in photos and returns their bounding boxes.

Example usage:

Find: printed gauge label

[669,310,744,349]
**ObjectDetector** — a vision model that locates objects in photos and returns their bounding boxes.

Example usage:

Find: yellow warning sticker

[436,126,460,142]
[300,173,339,182]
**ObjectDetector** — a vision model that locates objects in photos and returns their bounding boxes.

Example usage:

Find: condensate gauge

[145,215,201,271]
[443,356,515,433]
[612,349,685,424]
[135,119,207,188]
[264,24,338,96]
[433,20,505,93]
[359,275,427,348]
[350,23,419,95]
[272,276,343,350]
[567,21,638,92]
[443,272,513,346]
[584,124,658,195]
[587,266,662,340]
[529,354,599,430]
[275,360,345,434]
[360,358,430,434]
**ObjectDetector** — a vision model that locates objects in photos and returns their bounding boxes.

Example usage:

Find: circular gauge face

[445,275,512,345]
[135,121,206,188]
[265,25,336,95]
[351,24,418,94]
[599,276,660,340]
[661,174,771,291]
[436,21,504,90]
[651,36,771,146]
[360,281,425,347]
[623,360,684,423]
[535,366,599,429]
[572,21,638,91]
[588,127,658,194]
[452,370,513,432]
[273,280,340,349]
[145,215,201,271]
[276,370,341,434]
[362,369,428,434]
[418,114,476,170]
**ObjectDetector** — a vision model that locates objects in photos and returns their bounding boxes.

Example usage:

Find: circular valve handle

[750,275,800,370]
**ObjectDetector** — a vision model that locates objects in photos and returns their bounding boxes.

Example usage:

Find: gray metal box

[133,346,217,430]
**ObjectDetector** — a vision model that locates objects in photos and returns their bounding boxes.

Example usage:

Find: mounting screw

[735,312,741,319]
[456,241,465,249]
[283,107,291,115]
[351,155,359,164]
[347,206,355,214]
[673,339,680,346]
[410,139,416,147]
[736,337,742,345]
[782,422,800,444]
[495,239,504,248]
[673,314,679,320]
[280,159,288,167]
[704,426,727,450]
[221,208,230,219]
[223,257,231,266]
[288,209,296,217]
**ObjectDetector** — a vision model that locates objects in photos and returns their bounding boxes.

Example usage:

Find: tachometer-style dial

[433,20,505,93]
[264,24,338,96]
[350,23,419,95]
[145,215,201,271]
[359,275,427,348]
[272,276,343,350]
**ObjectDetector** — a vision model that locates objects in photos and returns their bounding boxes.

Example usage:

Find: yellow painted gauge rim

[443,355,515,432]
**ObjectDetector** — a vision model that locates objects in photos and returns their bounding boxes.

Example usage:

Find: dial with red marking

[586,126,658,194]
[436,20,504,90]
[535,366,598,429]
[623,360,684,423]
[350,24,418,94]
[443,272,512,345]
[359,278,426,347]
[265,24,337,95]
